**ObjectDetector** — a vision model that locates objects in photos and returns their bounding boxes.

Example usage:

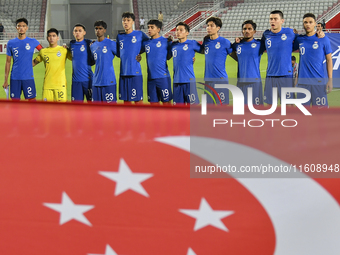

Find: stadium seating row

[0,0,44,33]
[192,0,338,33]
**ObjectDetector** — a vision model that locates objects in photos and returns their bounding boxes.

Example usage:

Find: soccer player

[203,17,232,104]
[169,22,202,104]
[261,10,297,104]
[142,19,172,104]
[232,20,265,105]
[116,12,149,103]
[90,20,117,103]
[294,13,332,106]
[69,23,94,102]
[3,18,42,100]
[317,22,325,32]
[33,28,71,102]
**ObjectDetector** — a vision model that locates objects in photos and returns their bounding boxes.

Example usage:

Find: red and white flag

[0,101,339,255]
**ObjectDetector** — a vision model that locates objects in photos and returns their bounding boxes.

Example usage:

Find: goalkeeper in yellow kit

[33,28,71,102]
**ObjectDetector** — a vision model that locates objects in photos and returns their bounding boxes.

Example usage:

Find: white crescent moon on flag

[155,136,340,255]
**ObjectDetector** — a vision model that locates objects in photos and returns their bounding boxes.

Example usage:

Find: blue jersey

[6,37,40,80]
[116,30,149,76]
[70,39,94,82]
[170,40,202,83]
[294,34,332,85]
[142,36,170,80]
[90,38,117,86]
[261,28,297,76]
[232,39,264,82]
[203,36,232,80]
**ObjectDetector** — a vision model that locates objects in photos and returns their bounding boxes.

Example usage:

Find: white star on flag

[99,158,153,197]
[179,198,234,232]
[187,247,197,255]
[43,192,94,226]
[88,244,118,255]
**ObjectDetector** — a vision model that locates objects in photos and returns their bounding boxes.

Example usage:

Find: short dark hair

[147,19,162,29]
[270,10,284,19]
[176,22,190,32]
[74,23,86,31]
[47,28,59,36]
[242,20,257,30]
[206,17,222,28]
[94,20,107,29]
[303,13,316,20]
[122,12,135,21]
[16,18,28,26]
[317,22,325,28]
[291,56,296,61]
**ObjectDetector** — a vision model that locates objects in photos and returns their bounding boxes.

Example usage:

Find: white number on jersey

[27,87,32,96]
[120,41,123,50]
[162,89,169,98]
[105,93,114,102]
[316,97,326,105]
[237,47,241,55]
[172,49,177,58]
[267,39,271,49]
[219,92,225,101]
[132,89,137,97]
[300,46,305,55]
[188,93,196,103]
[205,47,209,54]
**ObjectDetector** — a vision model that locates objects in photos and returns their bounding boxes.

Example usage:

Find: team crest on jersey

[183,44,188,51]
[215,42,221,49]
[80,45,85,52]
[156,41,161,47]
[102,46,107,53]
[132,36,137,43]
[25,43,30,50]
[251,43,257,48]
[313,42,319,49]
[57,51,61,57]
[281,34,287,41]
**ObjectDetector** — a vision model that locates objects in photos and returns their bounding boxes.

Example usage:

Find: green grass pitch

[0,52,339,106]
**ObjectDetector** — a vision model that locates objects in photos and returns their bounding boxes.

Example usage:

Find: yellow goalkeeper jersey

[35,46,71,89]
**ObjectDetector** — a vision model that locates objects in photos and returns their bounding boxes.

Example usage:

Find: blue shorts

[10,79,36,99]
[119,75,143,101]
[297,84,328,107]
[237,81,263,105]
[173,80,199,104]
[92,85,116,103]
[147,77,172,102]
[71,80,92,102]
[264,75,294,104]
[204,80,229,105]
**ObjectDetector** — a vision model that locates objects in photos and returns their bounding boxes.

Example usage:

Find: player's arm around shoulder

[167,42,174,60]
[111,39,117,56]
[33,49,43,67]
[229,42,238,62]
[66,47,72,61]
[115,34,121,58]
[194,40,203,54]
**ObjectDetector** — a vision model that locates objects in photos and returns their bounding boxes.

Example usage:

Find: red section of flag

[0,101,339,254]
